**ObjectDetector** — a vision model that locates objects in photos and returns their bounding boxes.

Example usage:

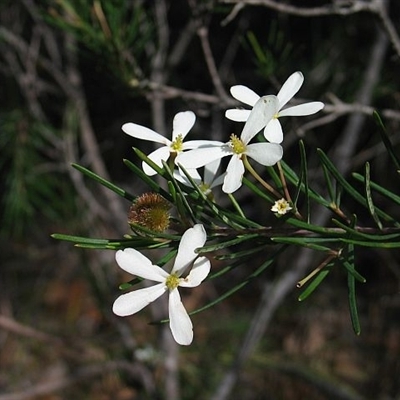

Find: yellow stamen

[170,134,184,152]
[165,273,181,290]
[229,134,246,154]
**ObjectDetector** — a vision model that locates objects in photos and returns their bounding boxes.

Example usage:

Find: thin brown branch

[218,0,377,16]
[197,26,230,101]
[149,0,169,134]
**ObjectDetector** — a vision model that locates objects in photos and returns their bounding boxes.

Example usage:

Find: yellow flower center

[170,134,184,152]
[165,273,181,290]
[229,134,246,154]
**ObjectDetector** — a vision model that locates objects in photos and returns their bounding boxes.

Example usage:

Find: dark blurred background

[0,1,399,399]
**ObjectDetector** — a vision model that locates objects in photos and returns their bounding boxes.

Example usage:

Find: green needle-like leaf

[187,246,285,317]
[271,237,333,252]
[364,162,383,229]
[123,158,172,201]
[298,268,331,301]
[352,172,400,206]
[332,219,400,242]
[243,177,275,203]
[341,258,366,283]
[197,233,262,253]
[348,272,361,335]
[373,111,400,170]
[72,163,135,201]
[51,233,110,245]
[280,160,330,208]
[296,140,310,222]
[317,149,397,224]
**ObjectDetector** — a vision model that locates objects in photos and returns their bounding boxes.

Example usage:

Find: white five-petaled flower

[176,95,283,193]
[113,224,210,346]
[225,71,325,144]
[271,198,292,215]
[122,111,216,176]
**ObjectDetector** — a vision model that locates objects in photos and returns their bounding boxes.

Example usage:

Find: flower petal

[277,71,304,110]
[246,143,283,166]
[116,248,169,282]
[204,159,221,186]
[122,123,168,145]
[172,224,207,276]
[174,168,202,187]
[279,101,325,117]
[142,146,171,176]
[176,145,228,169]
[240,95,279,144]
[225,109,251,122]
[222,155,244,193]
[113,283,166,316]
[182,140,222,150]
[179,257,211,288]
[210,173,225,189]
[172,111,196,141]
[168,288,193,345]
[230,85,260,106]
[264,119,283,144]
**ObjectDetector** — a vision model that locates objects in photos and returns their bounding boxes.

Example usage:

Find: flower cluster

[122,71,324,194]
[113,72,324,345]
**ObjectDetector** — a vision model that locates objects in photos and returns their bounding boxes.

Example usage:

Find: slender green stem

[297,252,338,288]
[276,160,303,220]
[277,161,291,202]
[243,155,281,198]
[228,193,246,218]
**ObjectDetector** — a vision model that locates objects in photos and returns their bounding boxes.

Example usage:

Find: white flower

[225,71,324,144]
[122,111,214,176]
[113,224,210,346]
[176,96,283,193]
[271,198,292,215]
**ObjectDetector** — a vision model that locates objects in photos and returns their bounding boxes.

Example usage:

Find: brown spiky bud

[128,193,171,233]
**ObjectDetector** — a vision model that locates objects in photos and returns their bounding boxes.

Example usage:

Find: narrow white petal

[182,140,223,150]
[278,101,325,117]
[230,85,260,106]
[204,159,221,185]
[112,283,166,316]
[179,257,211,288]
[169,289,193,345]
[277,71,304,110]
[116,249,169,281]
[122,123,168,145]
[142,146,171,176]
[246,143,283,166]
[225,109,251,122]
[172,111,196,140]
[264,119,283,144]
[240,95,279,144]
[172,224,207,276]
[175,168,202,187]
[176,145,228,169]
[222,156,244,193]
[210,173,226,189]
